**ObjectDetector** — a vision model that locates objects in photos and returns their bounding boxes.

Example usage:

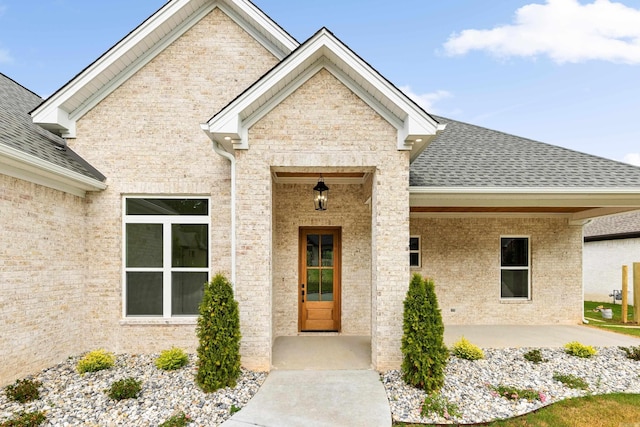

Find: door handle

[301,284,305,302]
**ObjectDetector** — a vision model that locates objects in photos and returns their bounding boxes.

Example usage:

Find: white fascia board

[33,0,298,137]
[410,187,640,208]
[0,145,107,197]
[230,0,298,54]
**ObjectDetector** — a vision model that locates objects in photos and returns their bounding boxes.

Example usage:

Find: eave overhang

[30,0,298,138]
[410,187,640,224]
[0,144,107,197]
[202,28,443,161]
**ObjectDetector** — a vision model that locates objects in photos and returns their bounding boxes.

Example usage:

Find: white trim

[0,144,106,197]
[122,196,212,320]
[499,236,531,301]
[411,187,640,195]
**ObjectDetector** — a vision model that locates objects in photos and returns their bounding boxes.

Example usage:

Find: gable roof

[203,27,444,160]
[0,73,106,197]
[31,0,298,138]
[584,210,640,241]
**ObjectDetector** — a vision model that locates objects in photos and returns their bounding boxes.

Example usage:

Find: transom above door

[299,227,341,332]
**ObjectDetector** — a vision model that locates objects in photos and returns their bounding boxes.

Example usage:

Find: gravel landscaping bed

[0,353,266,426]
[382,346,640,425]
[2,347,639,426]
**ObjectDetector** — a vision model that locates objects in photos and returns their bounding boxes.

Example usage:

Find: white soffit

[203,28,441,157]
[31,0,298,138]
[410,186,640,221]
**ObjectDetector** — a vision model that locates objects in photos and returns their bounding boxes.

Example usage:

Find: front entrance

[299,227,341,331]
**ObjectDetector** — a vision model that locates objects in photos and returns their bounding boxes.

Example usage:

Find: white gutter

[211,141,237,292]
[0,143,107,197]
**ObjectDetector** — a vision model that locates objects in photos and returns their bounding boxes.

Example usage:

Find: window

[124,197,210,317]
[409,236,421,268]
[500,237,530,299]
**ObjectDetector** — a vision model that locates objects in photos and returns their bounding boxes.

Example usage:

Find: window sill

[119,318,197,326]
[499,299,532,304]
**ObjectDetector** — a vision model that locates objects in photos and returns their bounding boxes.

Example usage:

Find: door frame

[298,226,342,332]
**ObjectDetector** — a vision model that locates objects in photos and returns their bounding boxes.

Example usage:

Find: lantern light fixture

[313,175,329,211]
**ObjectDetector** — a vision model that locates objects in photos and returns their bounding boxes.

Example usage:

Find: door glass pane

[126,272,163,315]
[307,235,319,267]
[172,272,207,315]
[501,238,528,267]
[172,224,208,268]
[307,269,319,301]
[321,234,333,266]
[501,270,529,298]
[126,224,163,268]
[321,269,334,301]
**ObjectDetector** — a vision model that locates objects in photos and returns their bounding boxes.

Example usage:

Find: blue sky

[1,0,639,165]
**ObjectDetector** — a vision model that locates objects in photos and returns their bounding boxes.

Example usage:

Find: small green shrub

[564,341,597,358]
[523,349,547,364]
[490,384,545,402]
[401,274,448,393]
[421,392,461,420]
[155,347,189,371]
[196,274,241,393]
[553,372,589,390]
[106,378,142,400]
[159,412,191,427]
[4,379,42,403]
[620,345,640,361]
[450,337,484,360]
[0,411,46,427]
[77,349,115,374]
[230,405,241,415]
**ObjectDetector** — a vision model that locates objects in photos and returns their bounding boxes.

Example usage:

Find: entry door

[299,227,341,332]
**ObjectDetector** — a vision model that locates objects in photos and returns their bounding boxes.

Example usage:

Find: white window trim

[410,235,421,269]
[499,235,531,301]
[122,196,211,320]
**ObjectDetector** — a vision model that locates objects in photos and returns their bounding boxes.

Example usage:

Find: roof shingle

[410,116,640,188]
[0,73,104,181]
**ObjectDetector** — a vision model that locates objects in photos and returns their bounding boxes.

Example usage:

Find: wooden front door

[299,227,341,332]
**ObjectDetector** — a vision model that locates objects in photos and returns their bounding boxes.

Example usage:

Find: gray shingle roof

[410,116,640,188]
[584,210,640,239]
[0,73,104,181]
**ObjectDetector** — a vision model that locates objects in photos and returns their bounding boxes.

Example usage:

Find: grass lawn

[395,393,640,427]
[584,301,640,337]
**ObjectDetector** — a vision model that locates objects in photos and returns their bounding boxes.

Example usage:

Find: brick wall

[273,183,372,337]
[0,175,87,385]
[241,68,409,369]
[410,216,584,325]
[70,8,278,354]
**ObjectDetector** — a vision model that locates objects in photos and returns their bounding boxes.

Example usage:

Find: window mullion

[163,220,172,318]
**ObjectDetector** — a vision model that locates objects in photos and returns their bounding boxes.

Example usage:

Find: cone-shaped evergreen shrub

[401,273,448,392]
[196,274,241,392]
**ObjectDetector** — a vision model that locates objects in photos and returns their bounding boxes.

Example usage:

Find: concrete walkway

[444,324,640,348]
[222,327,639,427]
[221,370,391,427]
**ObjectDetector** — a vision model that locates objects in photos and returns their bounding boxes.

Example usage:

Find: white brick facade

[1,4,594,385]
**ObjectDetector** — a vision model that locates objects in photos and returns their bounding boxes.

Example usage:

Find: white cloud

[399,86,452,113]
[443,0,640,64]
[623,153,640,166]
